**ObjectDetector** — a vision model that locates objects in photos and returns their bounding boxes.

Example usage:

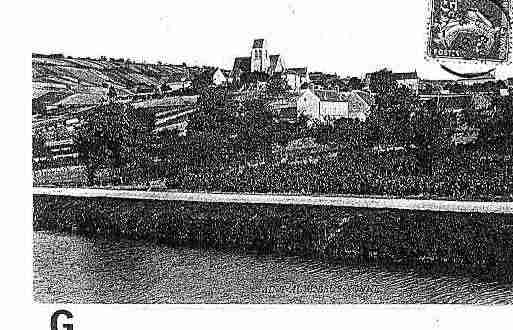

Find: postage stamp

[426,0,512,63]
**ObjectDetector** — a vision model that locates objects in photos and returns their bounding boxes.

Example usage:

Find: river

[33,231,513,304]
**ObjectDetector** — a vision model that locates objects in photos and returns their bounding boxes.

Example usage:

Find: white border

[4,0,513,329]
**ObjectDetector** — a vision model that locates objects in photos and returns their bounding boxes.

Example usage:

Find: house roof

[212,67,231,77]
[392,72,418,81]
[253,39,265,48]
[354,90,375,106]
[313,90,349,102]
[267,95,299,110]
[286,67,308,77]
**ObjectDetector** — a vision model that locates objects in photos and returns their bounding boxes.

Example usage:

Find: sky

[30,0,513,80]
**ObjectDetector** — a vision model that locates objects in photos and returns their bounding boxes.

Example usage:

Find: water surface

[33,231,513,304]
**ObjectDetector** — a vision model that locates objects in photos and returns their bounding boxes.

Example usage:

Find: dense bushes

[162,147,512,201]
[34,195,513,282]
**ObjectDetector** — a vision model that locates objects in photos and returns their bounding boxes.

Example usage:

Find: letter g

[50,310,73,330]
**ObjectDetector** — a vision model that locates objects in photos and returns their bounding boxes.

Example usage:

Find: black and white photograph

[9,0,513,327]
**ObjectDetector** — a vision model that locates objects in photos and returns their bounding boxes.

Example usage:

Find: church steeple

[251,38,270,73]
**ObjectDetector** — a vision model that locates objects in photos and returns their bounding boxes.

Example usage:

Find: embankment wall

[33,191,513,281]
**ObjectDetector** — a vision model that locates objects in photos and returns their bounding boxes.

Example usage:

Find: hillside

[32,54,196,114]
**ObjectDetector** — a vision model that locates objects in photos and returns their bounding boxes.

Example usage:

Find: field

[32,54,192,117]
[33,166,88,186]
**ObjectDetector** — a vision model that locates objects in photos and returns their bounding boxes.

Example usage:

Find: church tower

[250,39,270,73]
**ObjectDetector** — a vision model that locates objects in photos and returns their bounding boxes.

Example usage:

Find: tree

[74,103,155,185]
[191,69,213,91]
[348,77,363,90]
[236,97,276,157]
[107,85,117,100]
[184,87,281,169]
[33,130,50,159]
[367,70,417,146]
[240,72,270,86]
[410,99,452,174]
[368,69,393,95]
[466,95,513,145]
[333,118,367,150]
[182,87,241,169]
[187,87,234,133]
[266,75,289,95]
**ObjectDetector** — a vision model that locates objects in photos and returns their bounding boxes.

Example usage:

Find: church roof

[231,54,283,76]
[313,90,349,102]
[232,57,251,74]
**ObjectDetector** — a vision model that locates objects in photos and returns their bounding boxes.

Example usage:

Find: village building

[161,72,193,92]
[364,70,420,94]
[232,39,286,81]
[391,72,420,94]
[297,89,373,124]
[212,68,230,86]
[285,68,310,91]
[267,94,301,123]
[348,90,375,122]
[298,89,349,123]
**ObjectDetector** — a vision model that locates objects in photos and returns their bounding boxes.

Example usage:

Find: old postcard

[23,0,513,328]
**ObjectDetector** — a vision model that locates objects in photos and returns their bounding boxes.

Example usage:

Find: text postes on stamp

[427,0,511,63]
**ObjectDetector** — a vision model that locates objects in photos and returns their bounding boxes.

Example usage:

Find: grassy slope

[32,55,189,94]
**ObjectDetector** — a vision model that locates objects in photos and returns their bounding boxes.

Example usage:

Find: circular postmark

[426,0,512,76]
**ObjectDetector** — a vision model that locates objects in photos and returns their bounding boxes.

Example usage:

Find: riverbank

[33,189,513,282]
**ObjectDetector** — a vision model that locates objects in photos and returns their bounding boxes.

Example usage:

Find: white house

[297,89,373,124]
[298,89,349,123]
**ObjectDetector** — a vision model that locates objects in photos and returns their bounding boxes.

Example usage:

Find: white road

[33,187,513,214]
